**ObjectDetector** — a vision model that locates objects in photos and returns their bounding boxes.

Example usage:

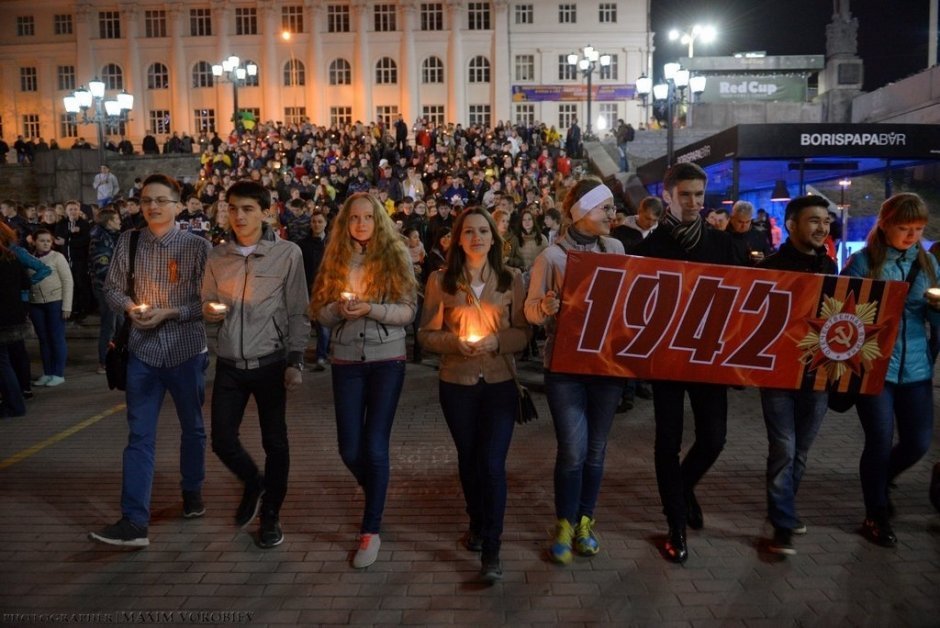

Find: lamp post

[635,63,706,166]
[567,46,611,140]
[668,24,717,58]
[838,177,852,268]
[212,56,258,137]
[62,79,134,166]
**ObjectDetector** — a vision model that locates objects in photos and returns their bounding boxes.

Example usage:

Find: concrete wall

[10,152,200,205]
[852,64,940,123]
[689,102,823,129]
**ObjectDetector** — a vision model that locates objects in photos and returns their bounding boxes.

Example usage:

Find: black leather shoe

[664,527,688,563]
[463,529,483,552]
[480,552,502,583]
[257,514,283,549]
[686,492,704,530]
[235,477,265,528]
[861,517,897,548]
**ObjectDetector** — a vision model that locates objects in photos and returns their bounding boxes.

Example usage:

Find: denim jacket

[842,244,940,384]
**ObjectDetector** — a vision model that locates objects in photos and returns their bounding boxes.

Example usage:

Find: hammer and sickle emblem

[831,323,855,348]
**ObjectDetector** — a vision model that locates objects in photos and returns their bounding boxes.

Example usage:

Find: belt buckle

[246,358,260,369]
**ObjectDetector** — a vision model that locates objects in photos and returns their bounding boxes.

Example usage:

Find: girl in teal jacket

[842,193,940,548]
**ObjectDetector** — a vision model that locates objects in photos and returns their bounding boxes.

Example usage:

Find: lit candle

[208,302,228,314]
[926,287,940,304]
[340,291,358,301]
[132,303,151,315]
[464,334,483,344]
[749,251,764,262]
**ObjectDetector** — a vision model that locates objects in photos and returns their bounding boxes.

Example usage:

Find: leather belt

[217,352,285,370]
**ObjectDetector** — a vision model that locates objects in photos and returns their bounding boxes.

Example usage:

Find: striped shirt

[105,226,211,368]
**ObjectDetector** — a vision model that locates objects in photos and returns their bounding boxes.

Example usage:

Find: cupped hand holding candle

[926,287,940,308]
[340,291,358,303]
[208,302,228,314]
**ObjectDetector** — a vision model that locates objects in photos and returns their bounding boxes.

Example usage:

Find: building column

[447,0,465,125]
[261,0,281,124]
[353,1,372,122]
[168,4,191,137]
[120,4,145,140]
[75,5,94,83]
[492,0,509,123]
[400,1,419,125]
[216,2,234,135]
[305,1,325,124]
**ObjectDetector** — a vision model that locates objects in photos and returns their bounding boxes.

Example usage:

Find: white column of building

[217,2,234,136]
[447,0,465,125]
[261,0,280,124]
[400,1,419,125]
[492,0,509,123]
[75,5,94,84]
[305,1,325,124]
[168,5,191,137]
[353,1,373,123]
[121,5,145,140]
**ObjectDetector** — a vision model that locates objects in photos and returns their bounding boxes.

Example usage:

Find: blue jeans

[332,360,406,534]
[544,371,624,523]
[856,379,934,518]
[29,301,67,377]
[315,323,331,361]
[439,379,517,553]
[652,381,728,527]
[94,285,122,366]
[760,388,827,530]
[122,352,208,527]
[0,343,25,417]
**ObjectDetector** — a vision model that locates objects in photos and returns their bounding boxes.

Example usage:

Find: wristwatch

[288,360,304,372]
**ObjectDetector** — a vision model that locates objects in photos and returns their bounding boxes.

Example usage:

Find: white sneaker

[32,375,52,386]
[45,376,65,387]
[352,533,381,568]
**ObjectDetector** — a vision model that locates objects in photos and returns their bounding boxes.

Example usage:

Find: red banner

[549,252,910,394]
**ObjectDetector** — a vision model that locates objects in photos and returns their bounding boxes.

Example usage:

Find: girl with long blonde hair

[310,193,417,569]
[842,192,939,548]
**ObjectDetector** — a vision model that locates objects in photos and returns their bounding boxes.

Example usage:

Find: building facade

[0,0,649,145]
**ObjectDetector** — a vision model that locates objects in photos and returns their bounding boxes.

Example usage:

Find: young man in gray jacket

[202,180,309,548]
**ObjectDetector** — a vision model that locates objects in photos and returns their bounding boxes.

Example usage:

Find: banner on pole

[549,252,909,394]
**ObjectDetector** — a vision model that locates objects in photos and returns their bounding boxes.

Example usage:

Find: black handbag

[105,231,140,391]
[502,354,539,424]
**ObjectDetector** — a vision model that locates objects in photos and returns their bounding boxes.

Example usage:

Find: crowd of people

[1,117,939,582]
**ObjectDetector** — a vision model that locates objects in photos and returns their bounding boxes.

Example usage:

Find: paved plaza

[1,335,938,627]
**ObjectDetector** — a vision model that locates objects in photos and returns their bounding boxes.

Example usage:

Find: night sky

[649,0,931,92]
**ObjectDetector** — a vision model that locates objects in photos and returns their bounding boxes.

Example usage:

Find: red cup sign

[550,252,908,394]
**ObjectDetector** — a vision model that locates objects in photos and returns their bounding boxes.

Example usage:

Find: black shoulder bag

[105,230,140,391]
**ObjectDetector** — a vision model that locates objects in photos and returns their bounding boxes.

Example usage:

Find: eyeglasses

[139,197,179,208]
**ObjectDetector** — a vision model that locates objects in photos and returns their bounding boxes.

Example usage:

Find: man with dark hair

[636,161,748,564]
[611,196,663,254]
[90,173,212,547]
[756,195,836,555]
[202,180,309,549]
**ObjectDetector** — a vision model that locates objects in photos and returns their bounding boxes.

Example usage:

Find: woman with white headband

[524,177,625,565]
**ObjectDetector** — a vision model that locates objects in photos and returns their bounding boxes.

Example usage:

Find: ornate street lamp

[212,56,258,137]
[668,24,717,58]
[63,78,134,166]
[635,63,706,166]
[567,45,611,140]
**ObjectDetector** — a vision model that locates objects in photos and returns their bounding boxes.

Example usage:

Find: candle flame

[465,334,482,343]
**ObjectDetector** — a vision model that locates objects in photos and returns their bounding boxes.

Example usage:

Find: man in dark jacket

[297,212,330,370]
[755,195,836,555]
[729,200,774,264]
[635,162,748,564]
